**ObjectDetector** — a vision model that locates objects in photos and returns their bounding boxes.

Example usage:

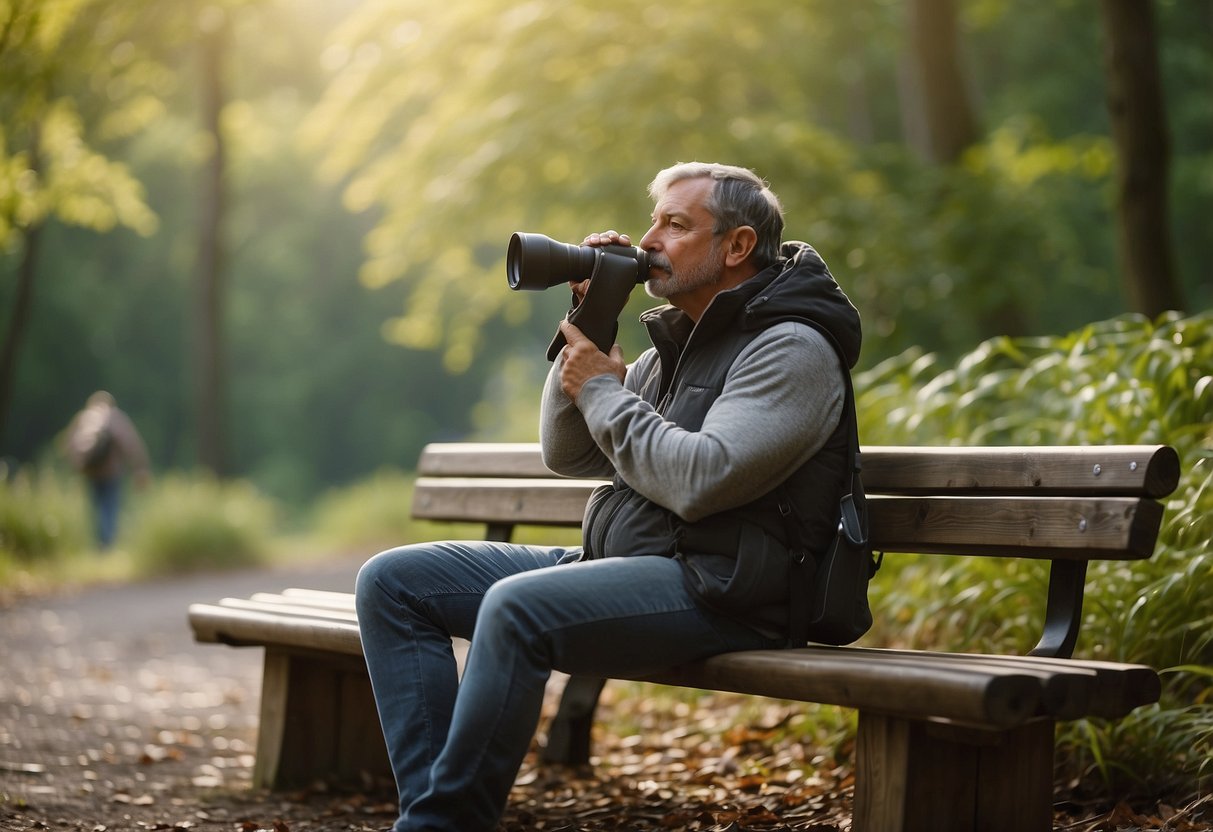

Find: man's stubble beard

[644,249,726,302]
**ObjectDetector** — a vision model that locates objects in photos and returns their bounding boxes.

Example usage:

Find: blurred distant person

[63,391,151,549]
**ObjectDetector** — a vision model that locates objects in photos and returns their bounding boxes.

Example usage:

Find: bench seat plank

[189,594,1156,728]
[644,648,1066,729]
[189,602,363,656]
[210,597,359,622]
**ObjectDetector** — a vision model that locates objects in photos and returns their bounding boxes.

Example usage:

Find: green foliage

[856,310,1213,799]
[7,0,1212,510]
[301,0,1208,375]
[310,468,423,551]
[0,0,162,248]
[0,462,90,563]
[304,0,1166,440]
[859,310,1213,662]
[857,311,1213,451]
[124,472,276,577]
[309,465,582,553]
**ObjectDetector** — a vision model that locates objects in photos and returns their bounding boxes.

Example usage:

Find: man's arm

[538,233,633,478]
[539,326,661,479]
[573,322,845,522]
[539,350,614,477]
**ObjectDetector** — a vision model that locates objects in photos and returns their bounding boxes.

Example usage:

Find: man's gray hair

[648,162,784,267]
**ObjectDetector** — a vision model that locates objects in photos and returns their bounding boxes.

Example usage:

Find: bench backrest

[411,443,1180,657]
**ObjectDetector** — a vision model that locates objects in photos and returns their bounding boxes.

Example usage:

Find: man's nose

[638,225,659,250]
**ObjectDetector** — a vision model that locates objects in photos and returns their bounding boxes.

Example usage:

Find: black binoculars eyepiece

[505,232,650,359]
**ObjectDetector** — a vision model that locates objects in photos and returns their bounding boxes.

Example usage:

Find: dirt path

[0,555,394,832]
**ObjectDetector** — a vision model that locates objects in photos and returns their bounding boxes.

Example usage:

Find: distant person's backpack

[71,410,115,475]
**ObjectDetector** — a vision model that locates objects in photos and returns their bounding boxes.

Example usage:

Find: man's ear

[723,226,757,267]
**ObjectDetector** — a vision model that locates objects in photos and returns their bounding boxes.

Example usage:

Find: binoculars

[506,232,649,360]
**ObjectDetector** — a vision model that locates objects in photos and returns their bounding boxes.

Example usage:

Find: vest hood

[739,241,863,369]
[639,241,863,370]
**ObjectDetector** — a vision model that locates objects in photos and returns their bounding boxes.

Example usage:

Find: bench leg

[852,713,1054,832]
[541,676,607,765]
[254,649,393,790]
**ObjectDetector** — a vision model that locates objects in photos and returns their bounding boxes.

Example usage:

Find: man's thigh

[480,555,780,678]
[357,540,579,640]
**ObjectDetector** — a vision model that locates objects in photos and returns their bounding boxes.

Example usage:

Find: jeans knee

[355,548,398,615]
[477,576,546,653]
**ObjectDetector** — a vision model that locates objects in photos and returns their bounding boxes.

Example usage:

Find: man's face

[638,177,726,304]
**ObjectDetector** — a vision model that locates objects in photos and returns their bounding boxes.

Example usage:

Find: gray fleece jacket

[539,241,851,528]
[540,321,843,522]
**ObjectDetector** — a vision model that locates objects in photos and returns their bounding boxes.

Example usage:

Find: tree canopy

[1,0,1209,503]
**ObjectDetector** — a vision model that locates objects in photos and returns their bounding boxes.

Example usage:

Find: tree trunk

[194,8,229,474]
[0,222,42,451]
[1099,0,1185,317]
[905,0,981,164]
[0,126,43,452]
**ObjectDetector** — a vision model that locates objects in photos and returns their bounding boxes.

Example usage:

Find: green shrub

[855,310,1213,801]
[0,463,91,564]
[310,469,432,552]
[309,468,582,555]
[125,472,277,576]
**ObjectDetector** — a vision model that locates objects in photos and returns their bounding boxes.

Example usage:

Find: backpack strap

[782,360,861,645]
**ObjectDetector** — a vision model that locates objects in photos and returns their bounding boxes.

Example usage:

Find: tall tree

[194,4,230,474]
[0,0,159,448]
[1098,0,1185,317]
[904,0,981,164]
[0,131,43,448]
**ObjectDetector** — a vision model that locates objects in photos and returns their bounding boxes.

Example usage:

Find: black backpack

[72,416,115,475]
[785,354,882,646]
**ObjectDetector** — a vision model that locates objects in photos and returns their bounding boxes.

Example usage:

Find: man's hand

[569,230,632,305]
[559,319,625,401]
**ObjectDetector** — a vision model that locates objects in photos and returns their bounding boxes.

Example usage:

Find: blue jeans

[355,541,782,832]
[88,476,121,549]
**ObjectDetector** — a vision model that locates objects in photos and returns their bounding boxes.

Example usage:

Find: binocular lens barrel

[506,231,650,357]
[506,232,649,290]
[507,233,599,291]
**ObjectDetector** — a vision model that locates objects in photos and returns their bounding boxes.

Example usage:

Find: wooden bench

[188,441,1180,832]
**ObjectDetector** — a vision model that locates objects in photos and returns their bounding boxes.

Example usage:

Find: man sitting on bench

[355,161,864,832]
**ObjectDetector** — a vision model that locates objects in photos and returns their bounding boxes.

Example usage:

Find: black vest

[580,264,852,634]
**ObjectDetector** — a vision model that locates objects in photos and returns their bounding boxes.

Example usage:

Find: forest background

[2,0,1213,814]
[2,0,1209,505]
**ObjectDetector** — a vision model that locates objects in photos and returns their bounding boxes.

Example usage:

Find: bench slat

[862,445,1179,497]
[643,648,1043,728]
[252,590,357,612]
[853,649,1160,719]
[217,597,359,622]
[868,494,1164,559]
[415,443,1180,497]
[189,603,363,656]
[412,479,1163,560]
[418,443,553,478]
[411,477,604,527]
